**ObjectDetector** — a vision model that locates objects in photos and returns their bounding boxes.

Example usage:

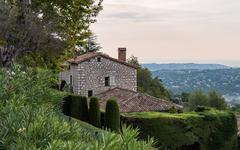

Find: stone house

[60,48,137,97]
[60,48,182,112]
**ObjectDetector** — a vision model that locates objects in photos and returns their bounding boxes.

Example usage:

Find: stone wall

[59,64,79,93]
[71,56,137,97]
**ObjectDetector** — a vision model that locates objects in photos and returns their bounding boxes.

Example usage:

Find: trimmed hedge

[62,95,89,122]
[122,109,238,150]
[105,98,120,132]
[89,97,101,128]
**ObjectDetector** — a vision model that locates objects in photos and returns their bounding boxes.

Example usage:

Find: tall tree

[188,90,209,111]
[80,32,102,54]
[128,56,170,99]
[208,90,227,110]
[0,0,103,68]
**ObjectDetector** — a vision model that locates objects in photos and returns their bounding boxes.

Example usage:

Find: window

[97,57,101,62]
[70,75,73,85]
[105,77,110,86]
[88,90,93,97]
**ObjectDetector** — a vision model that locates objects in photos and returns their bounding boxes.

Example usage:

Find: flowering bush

[0,65,154,150]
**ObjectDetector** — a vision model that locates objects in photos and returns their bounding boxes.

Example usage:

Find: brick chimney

[118,48,127,62]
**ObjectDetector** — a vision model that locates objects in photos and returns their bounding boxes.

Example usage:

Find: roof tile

[96,87,182,113]
[68,52,138,69]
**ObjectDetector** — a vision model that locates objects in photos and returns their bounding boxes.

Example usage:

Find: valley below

[143,63,240,104]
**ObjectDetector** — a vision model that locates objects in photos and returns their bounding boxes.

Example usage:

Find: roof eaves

[68,53,138,69]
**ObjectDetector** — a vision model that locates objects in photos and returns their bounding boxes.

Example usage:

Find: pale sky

[91,0,240,67]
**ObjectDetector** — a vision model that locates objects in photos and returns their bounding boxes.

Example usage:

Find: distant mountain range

[142,63,231,71]
[142,63,240,104]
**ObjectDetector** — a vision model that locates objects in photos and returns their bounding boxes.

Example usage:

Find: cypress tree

[62,95,72,116]
[105,98,120,132]
[70,95,81,119]
[70,95,89,121]
[79,96,89,122]
[89,97,101,128]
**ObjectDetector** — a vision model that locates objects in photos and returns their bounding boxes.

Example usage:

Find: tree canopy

[186,89,227,111]
[128,56,170,100]
[0,0,103,68]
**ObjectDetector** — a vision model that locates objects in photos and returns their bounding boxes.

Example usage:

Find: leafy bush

[0,65,154,149]
[122,110,238,149]
[105,98,120,132]
[89,97,101,128]
[169,106,177,113]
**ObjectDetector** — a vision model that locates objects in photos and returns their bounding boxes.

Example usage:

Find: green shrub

[169,106,177,113]
[0,64,154,149]
[195,106,211,112]
[105,98,120,132]
[89,97,101,128]
[122,109,238,149]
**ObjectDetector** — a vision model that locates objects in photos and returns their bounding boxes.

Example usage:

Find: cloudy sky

[91,0,240,66]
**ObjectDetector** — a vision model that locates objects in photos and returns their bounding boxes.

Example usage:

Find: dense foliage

[0,65,154,149]
[208,91,227,110]
[0,0,102,69]
[89,97,101,128]
[122,110,238,150]
[184,90,227,111]
[128,56,170,99]
[105,99,120,132]
[187,90,209,111]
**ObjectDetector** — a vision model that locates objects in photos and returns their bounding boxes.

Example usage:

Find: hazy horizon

[92,0,240,67]
[140,60,240,67]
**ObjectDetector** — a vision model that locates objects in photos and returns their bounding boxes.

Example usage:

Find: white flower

[17,127,26,133]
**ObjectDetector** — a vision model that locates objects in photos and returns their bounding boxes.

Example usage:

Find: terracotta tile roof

[68,52,138,69]
[96,87,182,113]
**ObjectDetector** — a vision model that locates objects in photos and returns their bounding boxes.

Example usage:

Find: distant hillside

[142,63,230,71]
[152,68,240,104]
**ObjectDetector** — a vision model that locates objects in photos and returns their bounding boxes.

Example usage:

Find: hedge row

[121,109,238,150]
[62,95,120,132]
[62,94,89,121]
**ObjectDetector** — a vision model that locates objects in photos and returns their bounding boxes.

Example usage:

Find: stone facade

[60,53,137,97]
